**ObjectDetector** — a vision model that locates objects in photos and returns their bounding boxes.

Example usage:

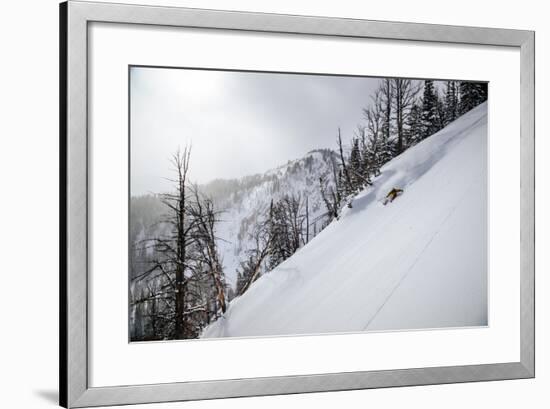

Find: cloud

[130,67,380,195]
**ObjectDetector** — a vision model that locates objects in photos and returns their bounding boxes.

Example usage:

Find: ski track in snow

[362,175,479,331]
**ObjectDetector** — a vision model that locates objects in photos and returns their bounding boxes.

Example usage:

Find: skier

[383,187,403,205]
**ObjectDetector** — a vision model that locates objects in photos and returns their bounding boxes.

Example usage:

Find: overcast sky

[130,66,381,196]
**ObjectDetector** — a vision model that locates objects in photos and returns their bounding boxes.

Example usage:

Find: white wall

[0,0,546,408]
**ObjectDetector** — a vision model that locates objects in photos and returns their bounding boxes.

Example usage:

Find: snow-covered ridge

[214,148,337,287]
[202,102,488,338]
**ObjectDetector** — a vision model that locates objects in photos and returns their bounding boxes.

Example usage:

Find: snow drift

[202,103,488,338]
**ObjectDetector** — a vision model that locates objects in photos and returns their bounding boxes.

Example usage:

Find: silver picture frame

[60,1,535,407]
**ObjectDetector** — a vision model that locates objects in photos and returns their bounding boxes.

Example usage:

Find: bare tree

[336,128,353,197]
[319,155,342,221]
[361,89,389,177]
[236,218,272,296]
[363,89,384,147]
[164,147,195,338]
[391,79,421,154]
[188,186,227,317]
[130,147,215,340]
[380,79,393,144]
[304,195,310,245]
[364,85,393,170]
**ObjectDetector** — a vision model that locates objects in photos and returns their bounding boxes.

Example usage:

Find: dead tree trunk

[392,79,421,155]
[189,188,227,316]
[305,195,309,244]
[173,148,191,339]
[337,128,353,193]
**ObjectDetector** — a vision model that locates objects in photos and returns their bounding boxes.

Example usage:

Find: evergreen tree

[421,80,439,139]
[405,103,424,147]
[444,80,459,124]
[378,131,394,165]
[267,199,290,269]
[435,95,446,131]
[356,125,371,180]
[336,128,354,198]
[365,137,381,177]
[348,138,365,190]
[319,154,342,221]
[459,81,488,115]
[476,82,488,104]
[267,195,305,269]
[459,81,474,114]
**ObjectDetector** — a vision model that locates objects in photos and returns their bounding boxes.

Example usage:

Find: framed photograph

[60,1,534,407]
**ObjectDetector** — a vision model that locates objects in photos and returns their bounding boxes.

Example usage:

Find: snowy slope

[202,103,488,338]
